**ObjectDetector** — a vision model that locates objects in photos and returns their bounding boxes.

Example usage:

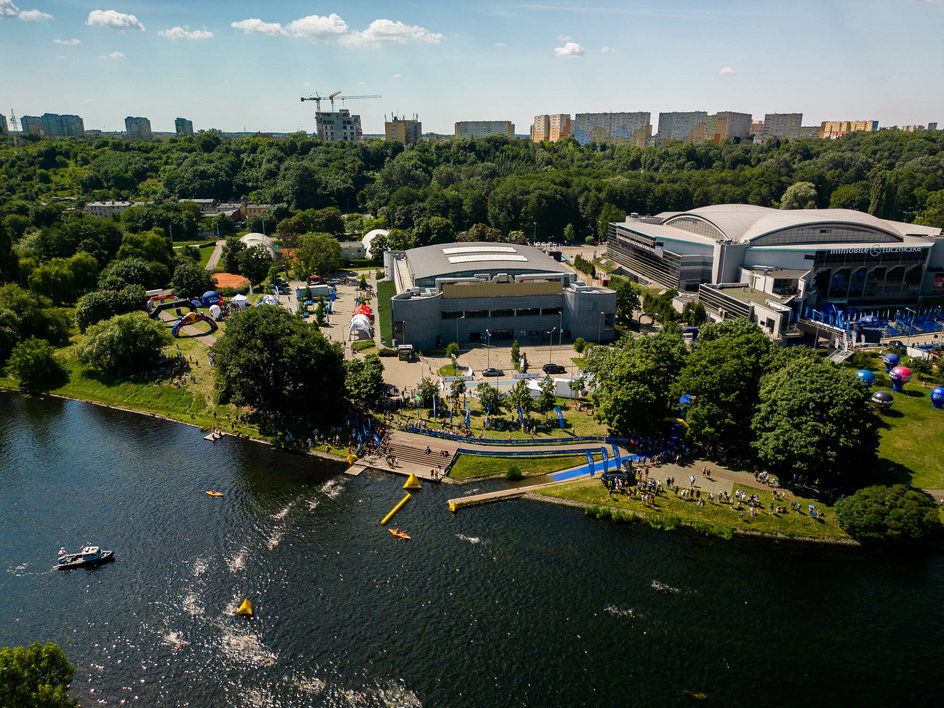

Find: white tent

[349,313,373,340]
[230,293,249,310]
[260,294,278,306]
[208,304,222,320]
[362,229,389,259]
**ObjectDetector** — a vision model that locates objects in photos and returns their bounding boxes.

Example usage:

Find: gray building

[125,116,152,140]
[21,116,43,134]
[175,117,194,137]
[384,243,616,348]
[21,113,84,137]
[572,112,651,146]
[762,113,803,139]
[0,114,7,135]
[316,109,363,143]
[655,111,708,145]
[454,121,514,139]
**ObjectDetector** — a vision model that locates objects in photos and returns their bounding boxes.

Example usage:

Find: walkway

[205,239,225,271]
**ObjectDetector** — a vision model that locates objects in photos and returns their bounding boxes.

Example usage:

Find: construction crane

[300,91,380,112]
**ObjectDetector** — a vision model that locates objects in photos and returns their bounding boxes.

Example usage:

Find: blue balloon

[883,353,900,371]
[855,370,876,387]
[931,387,944,409]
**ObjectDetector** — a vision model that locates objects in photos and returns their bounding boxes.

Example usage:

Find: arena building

[607,204,944,339]
[384,243,616,348]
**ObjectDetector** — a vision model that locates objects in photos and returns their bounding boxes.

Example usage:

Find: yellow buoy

[380,493,411,525]
[403,473,422,490]
[236,598,253,617]
[346,452,357,465]
[448,502,457,513]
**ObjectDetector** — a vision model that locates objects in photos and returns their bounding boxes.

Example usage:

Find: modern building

[798,126,820,138]
[762,113,803,139]
[655,111,708,145]
[820,120,879,139]
[125,116,152,140]
[175,117,194,137]
[531,114,571,142]
[316,109,363,143]
[385,115,422,145]
[572,112,651,147]
[606,205,943,339]
[929,122,939,131]
[454,121,515,139]
[20,116,43,135]
[0,114,7,135]
[384,242,616,348]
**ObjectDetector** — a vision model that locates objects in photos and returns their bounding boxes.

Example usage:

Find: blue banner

[601,446,609,473]
[433,396,437,419]
[517,404,524,424]
[586,451,595,477]
[611,443,621,470]
[555,406,565,429]
[484,402,491,428]
[464,401,471,427]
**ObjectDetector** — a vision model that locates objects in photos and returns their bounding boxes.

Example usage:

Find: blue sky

[1,0,942,135]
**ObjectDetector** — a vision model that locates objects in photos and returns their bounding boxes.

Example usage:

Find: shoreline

[523,493,861,546]
[0,384,347,465]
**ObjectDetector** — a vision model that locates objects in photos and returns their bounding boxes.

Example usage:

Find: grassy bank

[449,453,591,480]
[376,279,394,346]
[535,479,849,540]
[872,383,944,489]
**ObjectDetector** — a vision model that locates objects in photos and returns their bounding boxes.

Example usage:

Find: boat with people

[388,528,411,540]
[55,545,115,570]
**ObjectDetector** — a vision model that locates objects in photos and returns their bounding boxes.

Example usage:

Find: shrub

[847,351,876,371]
[836,484,941,545]
[505,464,523,481]
[713,524,735,540]
[5,337,67,391]
[75,313,172,376]
[692,521,713,536]
[573,337,587,354]
[378,348,397,357]
[351,340,376,352]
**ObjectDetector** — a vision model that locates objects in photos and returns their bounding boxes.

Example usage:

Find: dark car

[543,363,566,375]
[482,368,504,377]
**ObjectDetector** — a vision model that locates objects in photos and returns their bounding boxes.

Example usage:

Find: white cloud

[230,18,285,36]
[87,9,145,31]
[0,0,17,16]
[553,41,584,57]
[18,8,51,20]
[158,25,213,40]
[601,45,611,54]
[719,66,736,76]
[557,34,571,41]
[98,50,124,60]
[356,80,367,86]
[339,18,444,48]
[53,38,81,45]
[495,41,506,47]
[285,13,348,38]
[392,73,401,78]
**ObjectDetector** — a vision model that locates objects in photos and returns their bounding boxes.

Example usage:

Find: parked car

[482,368,504,377]
[543,363,566,375]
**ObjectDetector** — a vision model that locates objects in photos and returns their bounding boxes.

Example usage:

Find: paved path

[205,239,225,271]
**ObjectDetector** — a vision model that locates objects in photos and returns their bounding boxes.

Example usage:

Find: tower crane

[299,91,381,112]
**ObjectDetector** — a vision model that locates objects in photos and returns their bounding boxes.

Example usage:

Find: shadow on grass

[862,457,914,486]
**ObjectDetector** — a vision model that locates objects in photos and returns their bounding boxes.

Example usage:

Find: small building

[454,121,514,139]
[85,201,148,218]
[385,242,615,348]
[239,232,275,256]
[175,117,194,137]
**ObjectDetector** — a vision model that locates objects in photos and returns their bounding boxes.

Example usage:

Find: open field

[449,452,597,480]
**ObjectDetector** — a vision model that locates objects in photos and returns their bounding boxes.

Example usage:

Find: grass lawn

[438,364,468,377]
[449,453,592,480]
[376,279,394,346]
[871,382,944,489]
[536,479,849,540]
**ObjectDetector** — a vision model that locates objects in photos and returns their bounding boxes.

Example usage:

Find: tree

[76,313,171,376]
[510,340,520,366]
[536,376,556,419]
[445,341,459,361]
[836,485,940,545]
[413,216,455,247]
[562,223,576,242]
[681,301,707,325]
[780,181,818,209]
[0,642,77,707]
[74,285,146,332]
[211,306,344,433]
[99,258,168,291]
[0,284,71,362]
[752,356,880,485]
[345,354,385,407]
[5,337,67,391]
[417,375,439,407]
[449,377,466,412]
[221,237,246,273]
[609,276,640,321]
[27,253,99,305]
[476,381,504,419]
[506,380,534,423]
[0,222,17,286]
[237,244,273,286]
[915,189,944,229]
[297,232,341,277]
[115,231,173,267]
[171,261,214,299]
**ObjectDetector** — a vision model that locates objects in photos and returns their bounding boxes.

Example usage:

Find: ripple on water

[318,478,346,499]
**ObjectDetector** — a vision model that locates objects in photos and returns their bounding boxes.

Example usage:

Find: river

[1,391,942,707]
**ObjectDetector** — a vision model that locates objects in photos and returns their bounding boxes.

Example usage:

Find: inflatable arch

[171,312,219,338]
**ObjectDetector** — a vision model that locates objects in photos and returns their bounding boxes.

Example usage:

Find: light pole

[558,311,563,348]
[598,312,604,342]
[455,312,465,347]
[532,221,537,244]
[485,329,491,370]
[548,327,557,364]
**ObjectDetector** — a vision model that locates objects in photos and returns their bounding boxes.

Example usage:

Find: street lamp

[548,327,557,364]
[455,312,465,347]
[558,311,563,348]
[532,221,537,244]
[485,329,491,370]
[598,312,605,342]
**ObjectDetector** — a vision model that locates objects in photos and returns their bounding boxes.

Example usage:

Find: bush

[847,351,876,371]
[216,285,251,297]
[573,337,586,354]
[378,348,397,357]
[836,484,941,545]
[505,464,523,481]
[692,521,713,536]
[351,340,376,352]
[647,513,680,531]
[76,313,172,376]
[713,524,735,540]
[5,337,67,391]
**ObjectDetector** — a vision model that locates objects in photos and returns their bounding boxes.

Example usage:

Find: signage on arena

[829,245,924,256]
[512,372,541,379]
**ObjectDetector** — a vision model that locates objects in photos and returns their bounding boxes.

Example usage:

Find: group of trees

[585,320,880,487]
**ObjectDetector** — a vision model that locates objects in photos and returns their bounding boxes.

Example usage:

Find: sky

[1,0,943,135]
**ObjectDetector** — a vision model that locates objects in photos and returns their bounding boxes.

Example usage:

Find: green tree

[115,230,173,267]
[780,181,818,209]
[74,285,146,332]
[510,340,520,366]
[0,642,77,707]
[0,222,18,286]
[836,485,940,545]
[344,354,385,407]
[476,381,504,418]
[99,258,168,291]
[221,236,246,273]
[536,376,557,419]
[417,375,439,407]
[610,276,641,321]
[171,261,214,299]
[27,253,99,305]
[445,341,459,361]
[76,313,172,376]
[562,223,576,242]
[237,245,273,286]
[449,377,467,412]
[752,356,880,485]
[506,380,534,423]
[211,305,344,433]
[413,216,455,246]
[681,301,707,325]
[915,189,944,229]
[297,232,341,277]
[0,284,70,362]
[5,337,67,391]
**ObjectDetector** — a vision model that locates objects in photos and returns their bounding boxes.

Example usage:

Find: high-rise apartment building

[531,114,571,142]
[820,120,878,139]
[23,113,84,137]
[21,116,42,134]
[655,111,708,145]
[125,116,152,140]
[0,114,7,135]
[175,117,194,137]
[385,115,422,145]
[929,122,939,131]
[685,111,752,144]
[454,121,515,139]
[316,109,363,143]
[762,113,803,139]
[572,112,651,147]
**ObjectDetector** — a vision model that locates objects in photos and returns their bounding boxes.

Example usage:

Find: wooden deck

[447,475,588,511]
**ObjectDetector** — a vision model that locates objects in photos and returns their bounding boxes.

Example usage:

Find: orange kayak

[388,528,411,540]
[205,490,224,497]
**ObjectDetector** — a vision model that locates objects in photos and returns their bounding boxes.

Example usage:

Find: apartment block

[125,116,152,140]
[762,113,803,139]
[531,114,571,142]
[454,121,515,139]
[820,120,878,139]
[316,109,363,143]
[385,115,422,145]
[572,112,651,146]
[175,117,194,137]
[21,116,43,135]
[22,113,84,137]
[655,111,708,145]
[0,114,7,135]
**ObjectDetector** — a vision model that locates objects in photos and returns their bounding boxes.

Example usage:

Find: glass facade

[811,249,927,301]
[606,224,711,291]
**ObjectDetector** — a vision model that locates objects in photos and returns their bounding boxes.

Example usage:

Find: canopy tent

[353,303,372,317]
[349,313,373,340]
[259,294,278,306]
[230,293,249,310]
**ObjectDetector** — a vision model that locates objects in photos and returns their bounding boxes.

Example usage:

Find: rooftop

[404,242,571,282]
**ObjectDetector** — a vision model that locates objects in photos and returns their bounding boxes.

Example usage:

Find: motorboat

[55,545,115,570]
